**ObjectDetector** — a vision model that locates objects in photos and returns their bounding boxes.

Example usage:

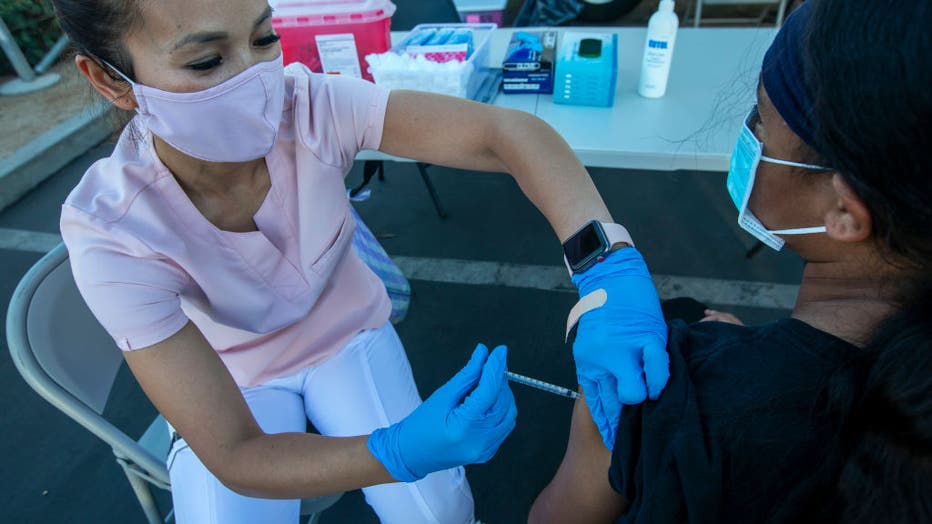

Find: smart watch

[562,221,633,275]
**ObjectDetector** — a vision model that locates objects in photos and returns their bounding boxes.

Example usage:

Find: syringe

[506,371,579,400]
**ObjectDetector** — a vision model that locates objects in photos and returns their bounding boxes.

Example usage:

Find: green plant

[0,0,62,76]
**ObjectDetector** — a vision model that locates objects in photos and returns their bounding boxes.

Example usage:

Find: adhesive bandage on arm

[565,288,608,342]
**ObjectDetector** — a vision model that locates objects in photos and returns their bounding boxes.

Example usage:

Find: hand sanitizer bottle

[638,0,679,98]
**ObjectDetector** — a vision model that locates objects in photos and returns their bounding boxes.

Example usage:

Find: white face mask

[726,106,831,251]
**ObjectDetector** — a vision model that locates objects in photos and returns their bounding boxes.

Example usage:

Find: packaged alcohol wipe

[400,28,436,48]
[425,28,456,45]
[405,28,474,63]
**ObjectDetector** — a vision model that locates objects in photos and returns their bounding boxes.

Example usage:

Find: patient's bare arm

[529,390,627,524]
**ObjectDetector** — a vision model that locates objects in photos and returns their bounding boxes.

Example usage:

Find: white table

[358,27,776,172]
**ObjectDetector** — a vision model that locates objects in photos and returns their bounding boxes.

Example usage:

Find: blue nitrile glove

[571,248,669,450]
[367,344,517,482]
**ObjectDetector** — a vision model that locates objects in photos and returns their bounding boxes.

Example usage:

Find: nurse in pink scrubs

[53,0,667,522]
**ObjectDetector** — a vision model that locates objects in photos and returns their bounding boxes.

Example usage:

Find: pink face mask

[107,55,285,163]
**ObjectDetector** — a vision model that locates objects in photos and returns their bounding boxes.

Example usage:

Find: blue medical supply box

[502,31,557,94]
[553,32,618,107]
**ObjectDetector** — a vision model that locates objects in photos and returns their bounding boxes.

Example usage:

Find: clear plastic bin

[271,0,396,82]
[365,23,496,99]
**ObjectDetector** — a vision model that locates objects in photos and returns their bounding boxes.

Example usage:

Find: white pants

[167,322,475,524]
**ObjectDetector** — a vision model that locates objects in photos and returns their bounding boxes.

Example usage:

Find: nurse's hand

[571,248,669,451]
[367,344,517,482]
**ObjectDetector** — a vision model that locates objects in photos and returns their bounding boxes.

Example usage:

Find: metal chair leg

[119,461,165,524]
[416,162,448,219]
[775,0,789,26]
[352,160,383,199]
[0,17,60,95]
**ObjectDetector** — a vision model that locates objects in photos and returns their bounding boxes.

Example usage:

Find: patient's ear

[824,174,872,243]
[75,54,138,111]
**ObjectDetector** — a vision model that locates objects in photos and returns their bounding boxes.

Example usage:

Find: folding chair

[6,243,343,524]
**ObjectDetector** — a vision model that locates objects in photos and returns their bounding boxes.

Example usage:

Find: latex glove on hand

[571,248,669,451]
[367,344,517,482]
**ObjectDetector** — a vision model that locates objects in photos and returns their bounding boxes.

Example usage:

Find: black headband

[761,2,818,151]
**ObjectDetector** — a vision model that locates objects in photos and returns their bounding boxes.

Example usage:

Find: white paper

[315,33,362,78]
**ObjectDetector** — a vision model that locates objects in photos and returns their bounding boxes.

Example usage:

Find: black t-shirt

[609,318,859,523]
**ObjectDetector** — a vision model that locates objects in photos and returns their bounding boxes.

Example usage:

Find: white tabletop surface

[358,27,776,172]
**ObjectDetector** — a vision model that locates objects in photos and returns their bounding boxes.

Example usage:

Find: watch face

[563,221,608,272]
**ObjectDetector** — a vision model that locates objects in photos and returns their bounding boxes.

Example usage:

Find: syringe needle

[506,371,580,400]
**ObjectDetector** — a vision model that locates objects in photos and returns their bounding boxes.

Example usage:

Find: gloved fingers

[578,377,601,413]
[641,337,671,401]
[482,380,517,429]
[502,387,518,431]
[475,388,518,463]
[578,377,606,431]
[465,383,512,431]
[502,389,518,437]
[579,376,619,451]
[615,348,649,405]
[596,374,622,450]
[482,378,511,419]
[459,345,508,419]
[598,372,621,419]
[477,398,518,464]
[434,343,489,409]
[600,414,618,452]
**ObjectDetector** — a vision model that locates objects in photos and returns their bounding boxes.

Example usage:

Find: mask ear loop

[78,48,133,85]
[92,57,140,110]
[99,58,135,85]
[759,155,833,172]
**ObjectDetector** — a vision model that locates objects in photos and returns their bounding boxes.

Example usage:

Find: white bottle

[638,0,679,98]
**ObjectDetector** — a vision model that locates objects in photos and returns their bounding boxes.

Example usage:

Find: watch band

[602,222,635,249]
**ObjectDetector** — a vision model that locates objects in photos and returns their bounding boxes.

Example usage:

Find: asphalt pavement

[0,138,802,523]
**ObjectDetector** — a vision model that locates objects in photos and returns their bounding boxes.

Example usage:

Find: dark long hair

[51,0,145,136]
[802,0,932,521]
[51,0,141,80]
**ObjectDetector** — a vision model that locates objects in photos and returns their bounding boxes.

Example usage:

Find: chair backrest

[6,243,168,481]
[390,0,462,31]
[19,244,122,413]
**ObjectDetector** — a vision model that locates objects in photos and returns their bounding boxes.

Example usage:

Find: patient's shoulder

[671,317,856,373]
[609,318,858,522]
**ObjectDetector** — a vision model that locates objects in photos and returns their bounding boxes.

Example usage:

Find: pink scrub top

[60,64,393,387]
